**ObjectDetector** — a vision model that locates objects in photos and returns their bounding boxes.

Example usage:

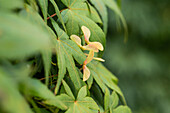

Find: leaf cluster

[0,0,131,113]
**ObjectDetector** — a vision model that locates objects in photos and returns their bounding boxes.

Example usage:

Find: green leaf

[89,0,108,34]
[49,0,67,32]
[0,0,24,10]
[50,17,69,40]
[49,18,86,92]
[0,68,33,113]
[87,74,93,89]
[55,40,85,91]
[77,86,87,100]
[55,40,67,94]
[62,80,75,100]
[22,78,55,100]
[113,106,132,113]
[102,0,128,42]
[45,85,99,113]
[61,1,105,48]
[0,12,51,59]
[89,62,126,104]
[22,78,68,110]
[110,91,119,109]
[21,5,54,86]
[60,40,85,90]
[104,88,110,111]
[41,50,52,86]
[38,0,48,23]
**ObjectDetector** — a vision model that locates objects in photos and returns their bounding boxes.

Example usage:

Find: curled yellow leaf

[70,35,82,47]
[81,26,91,43]
[89,42,104,51]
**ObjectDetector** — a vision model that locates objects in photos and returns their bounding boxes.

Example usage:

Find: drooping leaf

[21,78,68,110]
[41,49,52,86]
[22,5,54,86]
[0,12,51,59]
[89,0,108,34]
[0,68,33,113]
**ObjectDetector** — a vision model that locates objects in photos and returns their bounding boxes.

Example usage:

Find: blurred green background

[103,0,170,113]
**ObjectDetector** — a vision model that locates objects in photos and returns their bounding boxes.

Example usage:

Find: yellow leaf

[81,26,91,43]
[93,57,105,62]
[82,44,99,52]
[70,35,82,47]
[83,65,90,81]
[89,42,104,51]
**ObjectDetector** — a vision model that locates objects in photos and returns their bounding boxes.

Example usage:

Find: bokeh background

[103,0,170,113]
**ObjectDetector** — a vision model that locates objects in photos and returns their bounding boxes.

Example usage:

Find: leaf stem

[39,74,58,81]
[47,8,68,20]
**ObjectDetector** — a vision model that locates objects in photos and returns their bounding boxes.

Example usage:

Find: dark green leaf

[38,0,48,23]
[89,0,108,34]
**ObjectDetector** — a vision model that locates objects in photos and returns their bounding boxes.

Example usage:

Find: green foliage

[0,0,131,113]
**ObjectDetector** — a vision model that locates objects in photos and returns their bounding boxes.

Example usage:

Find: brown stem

[47,8,68,20]
[39,74,58,81]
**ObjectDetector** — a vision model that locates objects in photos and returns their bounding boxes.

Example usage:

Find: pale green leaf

[0,68,33,113]
[0,0,24,10]
[22,78,55,100]
[0,12,51,59]
[41,50,52,86]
